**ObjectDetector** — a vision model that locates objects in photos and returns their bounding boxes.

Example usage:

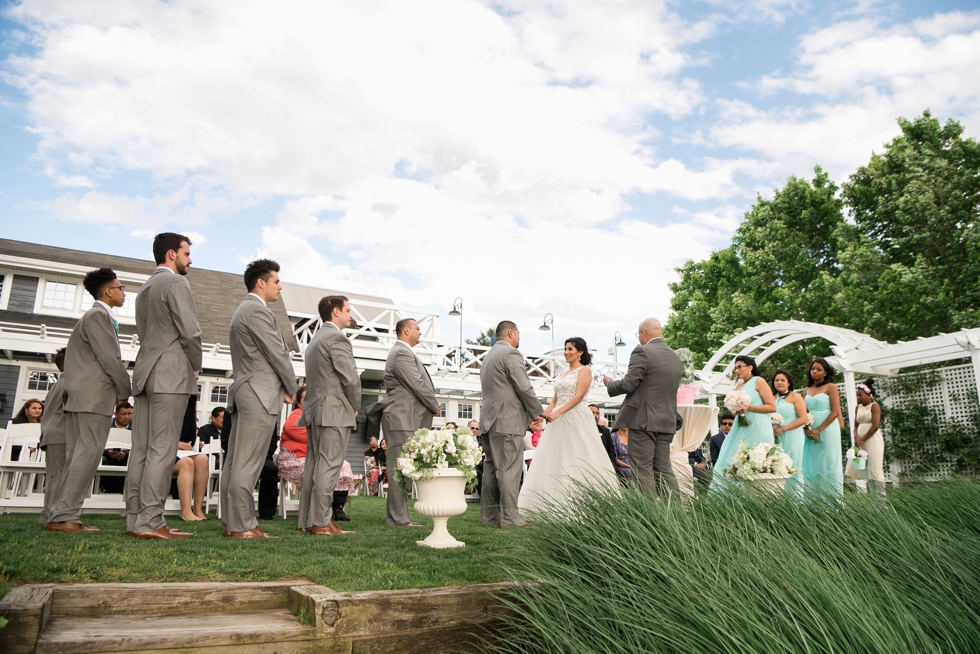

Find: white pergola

[696,320,980,444]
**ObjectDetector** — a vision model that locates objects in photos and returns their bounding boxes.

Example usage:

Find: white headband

[857,383,872,396]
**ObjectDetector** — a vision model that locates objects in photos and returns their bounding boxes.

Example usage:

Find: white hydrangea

[725,441,798,480]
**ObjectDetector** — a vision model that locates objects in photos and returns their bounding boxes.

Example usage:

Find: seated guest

[196,407,225,448]
[610,428,632,479]
[444,421,458,431]
[12,398,44,424]
[275,387,307,496]
[11,398,44,460]
[173,395,208,521]
[363,436,382,496]
[111,402,133,429]
[589,404,619,475]
[523,416,544,450]
[709,414,734,467]
[275,388,351,518]
[469,420,485,497]
[689,446,709,487]
[100,402,134,493]
[378,438,388,486]
[258,421,281,521]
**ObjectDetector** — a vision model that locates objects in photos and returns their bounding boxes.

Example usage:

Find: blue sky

[1,0,978,356]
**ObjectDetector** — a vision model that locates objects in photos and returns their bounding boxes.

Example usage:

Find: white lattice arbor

[697,320,980,445]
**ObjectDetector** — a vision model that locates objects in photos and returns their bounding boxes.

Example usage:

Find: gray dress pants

[38,442,68,524]
[479,428,526,528]
[382,424,413,526]
[298,424,351,529]
[126,392,187,533]
[48,412,112,524]
[628,429,680,498]
[220,385,279,533]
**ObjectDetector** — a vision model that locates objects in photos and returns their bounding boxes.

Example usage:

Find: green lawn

[0,498,529,600]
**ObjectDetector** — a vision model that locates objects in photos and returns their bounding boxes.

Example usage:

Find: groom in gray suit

[479,321,542,528]
[47,269,132,532]
[378,317,440,526]
[128,233,202,539]
[297,295,361,536]
[604,317,683,498]
[221,259,298,538]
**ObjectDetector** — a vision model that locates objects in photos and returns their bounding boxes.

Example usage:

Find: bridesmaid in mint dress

[771,369,808,495]
[713,355,777,476]
[803,358,844,499]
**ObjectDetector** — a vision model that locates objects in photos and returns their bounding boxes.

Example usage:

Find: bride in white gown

[518,337,620,516]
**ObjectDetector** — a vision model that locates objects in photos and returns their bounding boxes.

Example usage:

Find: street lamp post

[612,331,625,370]
[448,297,463,370]
[539,312,554,377]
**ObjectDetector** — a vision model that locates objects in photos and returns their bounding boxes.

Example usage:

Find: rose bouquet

[804,413,818,443]
[725,390,752,427]
[770,412,785,443]
[725,441,798,480]
[395,427,483,492]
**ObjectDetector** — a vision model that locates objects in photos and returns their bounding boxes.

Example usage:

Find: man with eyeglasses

[46,268,132,532]
[709,414,735,468]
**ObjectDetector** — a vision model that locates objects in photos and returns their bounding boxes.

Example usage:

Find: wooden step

[48,581,321,617]
[35,609,317,653]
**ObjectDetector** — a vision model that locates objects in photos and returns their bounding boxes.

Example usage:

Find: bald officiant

[47,269,131,532]
[379,318,440,527]
[221,259,298,539]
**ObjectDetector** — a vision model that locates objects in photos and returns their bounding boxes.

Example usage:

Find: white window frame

[32,274,138,325]
[0,271,11,310]
[210,384,229,404]
[457,403,474,420]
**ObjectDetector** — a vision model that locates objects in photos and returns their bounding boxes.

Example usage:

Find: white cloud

[711,11,980,181]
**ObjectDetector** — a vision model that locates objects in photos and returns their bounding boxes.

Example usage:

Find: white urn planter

[413,468,468,549]
[743,473,791,497]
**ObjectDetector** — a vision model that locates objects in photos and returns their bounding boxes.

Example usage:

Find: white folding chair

[201,440,222,515]
[0,423,44,509]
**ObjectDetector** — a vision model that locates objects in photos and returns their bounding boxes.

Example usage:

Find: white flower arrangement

[725,441,798,480]
[770,413,785,426]
[804,414,815,427]
[395,427,483,492]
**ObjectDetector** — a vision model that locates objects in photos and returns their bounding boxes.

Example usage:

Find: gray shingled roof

[0,238,298,350]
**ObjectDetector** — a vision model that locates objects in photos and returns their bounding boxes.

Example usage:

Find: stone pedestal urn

[414,468,468,549]
[744,473,791,497]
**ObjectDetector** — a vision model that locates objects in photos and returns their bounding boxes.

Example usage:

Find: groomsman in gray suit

[479,321,542,528]
[128,233,202,539]
[604,317,683,498]
[297,295,361,536]
[47,269,132,532]
[221,259,298,538]
[379,317,440,526]
[38,347,67,525]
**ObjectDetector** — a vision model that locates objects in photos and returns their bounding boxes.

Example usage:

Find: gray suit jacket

[379,342,438,432]
[299,323,361,428]
[39,376,69,447]
[227,295,299,415]
[479,341,541,435]
[132,268,203,395]
[607,338,684,433]
[63,304,131,415]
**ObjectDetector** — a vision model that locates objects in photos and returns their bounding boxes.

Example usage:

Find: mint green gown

[802,393,843,499]
[776,394,805,494]
[713,377,775,475]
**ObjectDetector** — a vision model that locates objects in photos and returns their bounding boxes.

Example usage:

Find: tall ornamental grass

[488,479,980,653]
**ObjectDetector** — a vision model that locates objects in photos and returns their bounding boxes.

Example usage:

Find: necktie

[112,317,120,334]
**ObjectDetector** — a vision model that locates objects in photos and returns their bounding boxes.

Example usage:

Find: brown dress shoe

[312,522,354,535]
[298,527,313,533]
[400,522,423,527]
[132,526,193,539]
[46,522,98,533]
[166,526,194,537]
[229,527,279,539]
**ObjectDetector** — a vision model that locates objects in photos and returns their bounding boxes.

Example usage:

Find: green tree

[839,110,980,341]
[466,328,495,347]
[664,167,846,375]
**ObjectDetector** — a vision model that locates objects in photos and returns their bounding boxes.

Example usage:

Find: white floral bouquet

[395,427,483,492]
[725,390,752,427]
[725,441,797,480]
[804,414,815,427]
[770,413,785,426]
